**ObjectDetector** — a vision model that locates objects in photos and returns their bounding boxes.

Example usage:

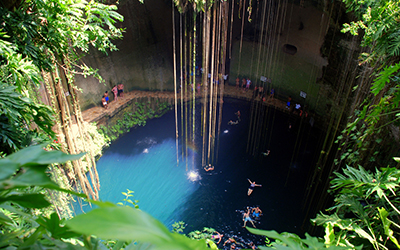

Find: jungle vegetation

[0,0,399,249]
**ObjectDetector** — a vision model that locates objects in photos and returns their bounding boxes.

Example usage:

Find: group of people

[243,206,263,228]
[217,205,262,249]
[235,77,252,91]
[102,83,124,109]
[234,77,275,102]
[210,232,257,250]
[286,96,308,117]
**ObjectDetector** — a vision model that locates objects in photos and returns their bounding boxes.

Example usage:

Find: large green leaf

[4,144,85,167]
[0,193,50,208]
[0,158,19,180]
[66,206,172,243]
[247,227,357,249]
[246,228,304,249]
[66,206,210,249]
[3,166,59,189]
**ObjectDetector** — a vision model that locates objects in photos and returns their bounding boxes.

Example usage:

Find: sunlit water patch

[92,138,199,226]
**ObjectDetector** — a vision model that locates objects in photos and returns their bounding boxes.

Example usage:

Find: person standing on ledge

[247,179,262,196]
[101,96,108,109]
[104,91,109,104]
[118,83,124,98]
[269,88,275,100]
[112,85,118,101]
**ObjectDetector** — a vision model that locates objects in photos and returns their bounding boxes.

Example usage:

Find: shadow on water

[85,98,322,249]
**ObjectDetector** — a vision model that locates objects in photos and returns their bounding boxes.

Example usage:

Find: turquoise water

[95,138,198,225]
[86,98,322,249]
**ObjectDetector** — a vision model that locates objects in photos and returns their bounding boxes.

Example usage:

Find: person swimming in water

[247,179,262,196]
[235,110,241,121]
[228,120,239,125]
[204,164,214,171]
[252,206,262,219]
[243,207,256,228]
[223,237,237,247]
[211,231,223,244]
[262,150,270,156]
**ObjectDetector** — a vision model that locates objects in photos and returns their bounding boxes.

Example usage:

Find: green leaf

[0,210,13,224]
[4,144,85,167]
[66,206,210,249]
[353,225,375,245]
[66,206,172,243]
[87,199,117,208]
[4,166,58,189]
[0,158,19,180]
[324,223,335,246]
[378,207,400,248]
[0,193,50,208]
[246,228,303,249]
[36,213,80,239]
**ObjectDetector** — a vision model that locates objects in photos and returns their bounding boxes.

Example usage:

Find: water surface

[93,98,321,248]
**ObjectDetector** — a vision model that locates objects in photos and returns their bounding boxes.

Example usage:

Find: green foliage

[172,221,186,233]
[0,144,87,249]
[77,122,109,160]
[99,102,171,143]
[187,227,216,240]
[117,189,139,208]
[312,165,400,250]
[1,0,124,73]
[0,0,125,156]
[0,81,55,155]
[246,227,358,249]
[337,1,400,167]
[173,0,208,13]
[341,0,400,58]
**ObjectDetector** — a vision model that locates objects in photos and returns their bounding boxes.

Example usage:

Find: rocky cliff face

[75,0,174,110]
[75,0,350,116]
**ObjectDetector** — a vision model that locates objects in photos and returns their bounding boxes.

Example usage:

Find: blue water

[88,98,321,249]
[94,139,198,225]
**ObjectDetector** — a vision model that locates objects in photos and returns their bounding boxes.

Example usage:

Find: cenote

[81,98,322,248]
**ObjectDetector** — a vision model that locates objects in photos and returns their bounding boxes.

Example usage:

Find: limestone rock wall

[75,0,174,110]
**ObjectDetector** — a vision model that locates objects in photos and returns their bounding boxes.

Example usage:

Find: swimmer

[204,164,214,171]
[223,237,237,246]
[247,179,262,196]
[262,150,270,156]
[235,110,241,121]
[248,241,257,249]
[252,206,262,218]
[243,207,256,228]
[211,231,223,244]
[228,120,239,125]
